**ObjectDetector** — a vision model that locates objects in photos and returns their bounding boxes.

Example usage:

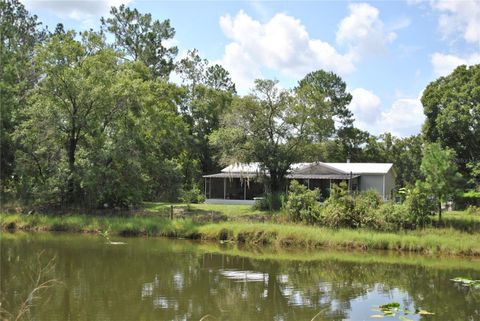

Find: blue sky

[22,0,480,137]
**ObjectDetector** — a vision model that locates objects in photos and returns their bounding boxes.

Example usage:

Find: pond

[1,233,479,321]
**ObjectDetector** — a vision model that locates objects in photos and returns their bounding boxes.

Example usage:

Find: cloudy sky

[22,0,480,137]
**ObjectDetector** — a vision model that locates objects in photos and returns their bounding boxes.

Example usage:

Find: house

[203,162,396,204]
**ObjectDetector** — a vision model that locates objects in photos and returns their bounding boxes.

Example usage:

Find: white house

[203,162,396,204]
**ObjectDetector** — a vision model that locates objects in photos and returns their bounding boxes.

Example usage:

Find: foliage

[0,0,45,199]
[322,182,356,228]
[465,205,480,216]
[180,184,205,204]
[284,180,321,224]
[421,64,480,188]
[175,49,235,183]
[454,190,480,209]
[101,4,178,78]
[374,202,411,231]
[211,73,352,204]
[419,142,462,219]
[13,29,188,207]
[403,186,434,228]
[283,182,433,231]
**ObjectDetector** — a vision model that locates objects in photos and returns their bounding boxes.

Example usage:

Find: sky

[21,0,480,138]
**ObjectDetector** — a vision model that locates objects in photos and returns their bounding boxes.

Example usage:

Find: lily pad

[418,310,435,315]
[451,277,480,288]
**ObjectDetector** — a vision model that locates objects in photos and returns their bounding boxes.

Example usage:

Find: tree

[211,72,352,207]
[0,0,45,198]
[295,70,353,140]
[419,142,462,221]
[176,49,235,180]
[421,64,480,188]
[389,135,423,188]
[14,30,188,206]
[101,4,178,78]
[14,30,124,204]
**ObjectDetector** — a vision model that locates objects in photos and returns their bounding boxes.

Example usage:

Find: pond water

[1,233,479,321]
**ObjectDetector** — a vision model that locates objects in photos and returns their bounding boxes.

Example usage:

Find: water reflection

[1,233,479,321]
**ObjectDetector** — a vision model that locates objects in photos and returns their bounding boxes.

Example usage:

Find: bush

[454,190,480,209]
[465,205,480,216]
[404,186,434,228]
[355,190,383,228]
[375,202,413,231]
[180,184,205,204]
[284,181,321,224]
[254,192,285,211]
[322,182,355,228]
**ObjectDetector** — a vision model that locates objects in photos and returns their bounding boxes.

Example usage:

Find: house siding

[359,175,385,198]
[384,169,396,200]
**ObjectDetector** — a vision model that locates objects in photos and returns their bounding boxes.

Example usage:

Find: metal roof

[285,174,360,180]
[203,173,259,179]
[217,162,393,175]
[203,173,359,180]
[325,163,393,174]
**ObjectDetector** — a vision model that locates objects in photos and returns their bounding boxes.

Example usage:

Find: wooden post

[170,205,174,220]
[223,178,226,199]
[243,179,246,200]
[204,177,207,199]
[307,179,310,189]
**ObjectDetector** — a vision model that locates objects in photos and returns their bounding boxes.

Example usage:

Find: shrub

[465,205,480,216]
[284,181,321,224]
[254,192,286,211]
[454,190,480,209]
[375,202,413,231]
[404,186,434,228]
[355,189,383,228]
[180,184,205,204]
[322,182,356,228]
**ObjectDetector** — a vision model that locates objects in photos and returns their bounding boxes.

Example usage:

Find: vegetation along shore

[2,204,480,257]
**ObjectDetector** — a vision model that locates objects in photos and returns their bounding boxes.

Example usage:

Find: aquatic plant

[371,302,434,319]
[451,277,480,289]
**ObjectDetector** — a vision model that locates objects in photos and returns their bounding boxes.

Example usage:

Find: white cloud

[431,52,480,77]
[218,10,355,92]
[336,3,397,57]
[349,88,382,132]
[349,88,424,137]
[377,97,424,137]
[22,0,131,23]
[410,0,480,44]
[432,0,480,45]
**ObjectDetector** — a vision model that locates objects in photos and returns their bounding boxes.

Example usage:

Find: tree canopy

[418,142,462,220]
[211,73,353,197]
[1,1,476,209]
[422,64,480,188]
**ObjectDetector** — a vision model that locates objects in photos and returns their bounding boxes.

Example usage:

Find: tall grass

[0,214,198,238]
[197,222,480,256]
[2,213,480,256]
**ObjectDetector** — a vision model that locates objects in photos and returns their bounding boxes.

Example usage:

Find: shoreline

[2,213,480,257]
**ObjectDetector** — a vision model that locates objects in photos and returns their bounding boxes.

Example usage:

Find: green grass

[2,212,480,257]
[143,202,278,217]
[434,210,480,232]
[196,221,480,256]
[0,213,199,238]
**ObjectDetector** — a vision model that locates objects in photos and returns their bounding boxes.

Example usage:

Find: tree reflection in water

[1,234,479,321]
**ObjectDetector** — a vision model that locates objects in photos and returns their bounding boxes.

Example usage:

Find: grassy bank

[2,212,480,257]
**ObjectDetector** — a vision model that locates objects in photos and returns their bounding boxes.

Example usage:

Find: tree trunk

[438,201,442,223]
[66,134,77,204]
